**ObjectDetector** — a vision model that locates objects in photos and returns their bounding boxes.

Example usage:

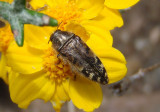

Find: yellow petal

[52,81,70,102]
[24,25,55,50]
[76,0,105,19]
[105,0,139,9]
[0,53,8,83]
[64,21,90,42]
[51,80,70,111]
[0,0,13,4]
[29,0,69,9]
[82,6,123,30]
[86,32,113,50]
[69,75,102,111]
[29,0,47,9]
[6,42,44,74]
[93,47,127,84]
[82,22,113,47]
[9,71,55,108]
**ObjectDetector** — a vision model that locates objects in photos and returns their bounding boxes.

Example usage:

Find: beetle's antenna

[48,39,50,44]
[57,21,63,30]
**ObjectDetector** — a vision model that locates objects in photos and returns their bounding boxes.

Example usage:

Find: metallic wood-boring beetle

[50,30,108,84]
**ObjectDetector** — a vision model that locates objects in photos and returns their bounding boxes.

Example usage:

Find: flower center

[44,1,82,30]
[0,23,13,52]
[43,47,73,84]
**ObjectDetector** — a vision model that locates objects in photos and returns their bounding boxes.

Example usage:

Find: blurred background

[0,0,160,111]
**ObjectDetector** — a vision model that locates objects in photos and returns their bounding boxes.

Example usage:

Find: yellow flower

[29,0,124,31]
[6,33,126,111]
[0,20,13,83]
[105,0,139,9]
[26,0,127,83]
[0,0,130,111]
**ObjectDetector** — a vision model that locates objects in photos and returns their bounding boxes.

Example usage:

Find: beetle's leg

[74,74,77,81]
[57,53,60,58]
[54,54,61,65]
[48,39,51,44]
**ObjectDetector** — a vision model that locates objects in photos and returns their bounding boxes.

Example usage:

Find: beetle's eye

[50,35,53,41]
[50,32,55,42]
[48,34,54,44]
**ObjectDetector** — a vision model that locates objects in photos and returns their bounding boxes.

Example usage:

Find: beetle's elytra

[50,30,108,84]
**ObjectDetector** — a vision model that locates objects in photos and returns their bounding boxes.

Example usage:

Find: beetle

[50,30,108,84]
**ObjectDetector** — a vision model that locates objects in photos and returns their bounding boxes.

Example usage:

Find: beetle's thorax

[50,30,74,51]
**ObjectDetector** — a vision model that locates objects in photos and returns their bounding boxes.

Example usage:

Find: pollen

[44,1,82,30]
[43,47,73,84]
[0,23,13,52]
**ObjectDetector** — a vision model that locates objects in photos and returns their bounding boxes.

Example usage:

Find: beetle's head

[50,30,74,51]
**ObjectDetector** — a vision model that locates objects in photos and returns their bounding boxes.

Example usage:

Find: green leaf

[0,0,58,47]
[10,18,24,46]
